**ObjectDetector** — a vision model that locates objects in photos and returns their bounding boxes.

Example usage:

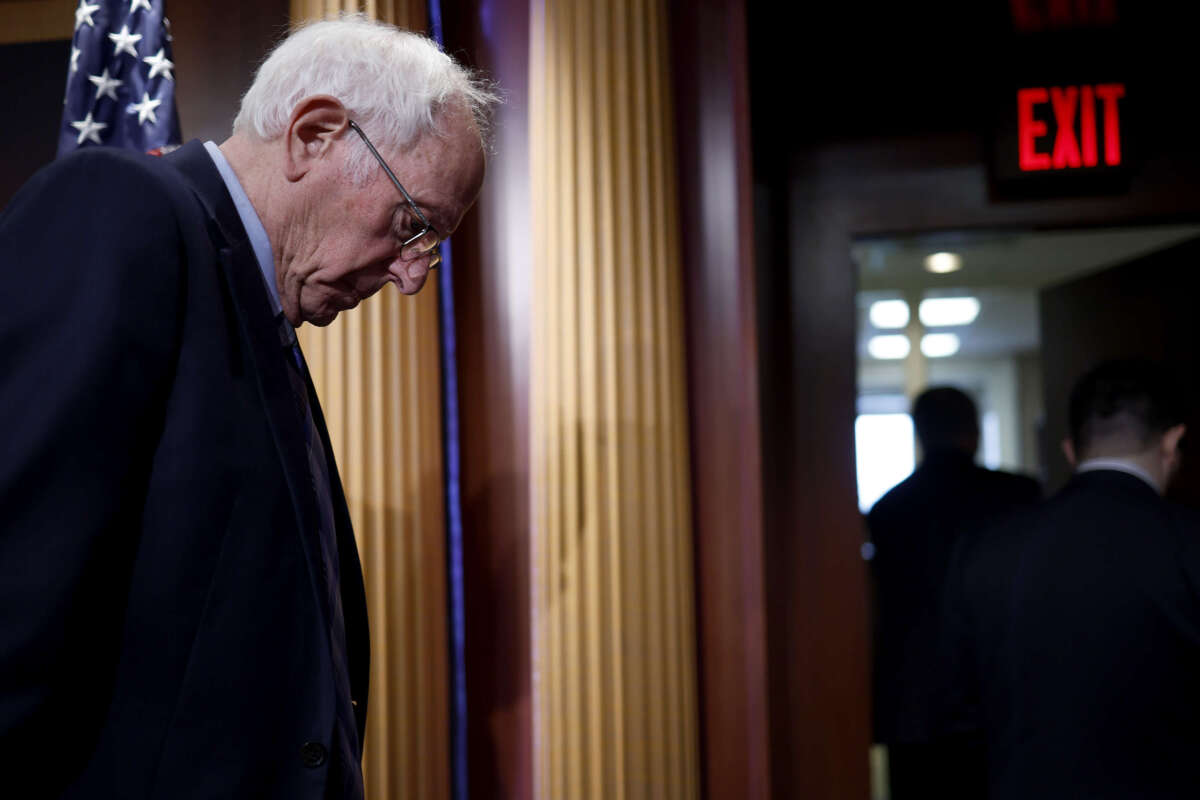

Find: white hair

[233,14,499,183]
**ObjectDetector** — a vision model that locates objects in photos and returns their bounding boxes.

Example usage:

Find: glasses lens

[403,229,440,257]
[401,229,441,270]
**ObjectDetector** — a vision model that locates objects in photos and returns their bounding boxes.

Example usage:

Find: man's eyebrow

[414,198,450,232]
[395,192,443,223]
[412,196,451,225]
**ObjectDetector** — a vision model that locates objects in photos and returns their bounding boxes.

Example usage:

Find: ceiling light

[868,299,910,329]
[921,332,961,358]
[919,296,980,327]
[924,251,963,274]
[868,334,911,360]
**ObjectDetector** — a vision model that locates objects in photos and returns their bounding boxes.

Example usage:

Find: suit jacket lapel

[164,141,334,627]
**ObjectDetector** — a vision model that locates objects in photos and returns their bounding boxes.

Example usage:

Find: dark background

[0,40,70,207]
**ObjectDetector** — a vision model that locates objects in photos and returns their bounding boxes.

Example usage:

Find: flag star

[70,46,81,74]
[163,17,173,42]
[108,25,143,58]
[74,0,100,30]
[130,0,153,12]
[127,92,162,126]
[88,68,123,102]
[71,112,107,145]
[143,48,174,81]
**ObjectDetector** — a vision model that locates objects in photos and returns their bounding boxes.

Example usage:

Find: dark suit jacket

[941,469,1200,799]
[0,142,369,798]
[867,449,1040,744]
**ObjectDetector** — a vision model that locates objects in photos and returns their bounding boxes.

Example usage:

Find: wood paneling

[170,1,290,144]
[1041,238,1200,502]
[668,1,770,798]
[0,0,73,45]
[441,0,535,796]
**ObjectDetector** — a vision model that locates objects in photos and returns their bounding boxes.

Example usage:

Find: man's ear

[1061,437,1077,468]
[1163,423,1187,461]
[284,95,350,182]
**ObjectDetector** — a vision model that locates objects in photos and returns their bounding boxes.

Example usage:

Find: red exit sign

[1017,83,1125,172]
[1009,0,1118,33]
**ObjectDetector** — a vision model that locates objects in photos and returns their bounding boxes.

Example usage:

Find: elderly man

[939,358,1200,799]
[0,17,493,799]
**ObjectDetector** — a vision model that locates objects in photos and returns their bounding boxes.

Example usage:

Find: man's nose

[388,256,431,295]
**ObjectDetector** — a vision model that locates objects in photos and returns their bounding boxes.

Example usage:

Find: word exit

[1017,84,1125,171]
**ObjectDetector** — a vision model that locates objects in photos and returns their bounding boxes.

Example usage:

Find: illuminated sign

[1017,83,1125,171]
[990,79,1132,198]
[1008,0,1118,33]
[990,0,1132,197]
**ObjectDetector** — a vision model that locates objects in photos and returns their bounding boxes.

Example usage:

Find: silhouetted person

[867,386,1040,800]
[940,358,1200,799]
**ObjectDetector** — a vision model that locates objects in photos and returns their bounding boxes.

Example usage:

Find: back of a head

[233,15,498,181]
[912,386,979,454]
[1068,358,1185,459]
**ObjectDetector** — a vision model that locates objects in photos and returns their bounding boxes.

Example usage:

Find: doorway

[853,222,1200,799]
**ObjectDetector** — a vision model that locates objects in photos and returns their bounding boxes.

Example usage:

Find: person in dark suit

[867,386,1040,800]
[0,17,495,799]
[939,358,1200,799]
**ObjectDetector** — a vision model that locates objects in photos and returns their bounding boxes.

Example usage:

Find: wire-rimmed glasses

[347,119,442,269]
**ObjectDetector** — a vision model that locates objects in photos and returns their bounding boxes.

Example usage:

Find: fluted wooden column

[290,4,449,800]
[291,0,424,22]
[530,0,699,797]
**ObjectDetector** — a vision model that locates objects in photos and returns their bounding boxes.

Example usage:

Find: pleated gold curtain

[290,3,449,800]
[530,0,700,796]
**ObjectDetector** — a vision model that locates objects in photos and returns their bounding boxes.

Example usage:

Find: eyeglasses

[347,119,442,269]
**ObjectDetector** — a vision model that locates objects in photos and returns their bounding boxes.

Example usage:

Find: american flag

[58,0,181,157]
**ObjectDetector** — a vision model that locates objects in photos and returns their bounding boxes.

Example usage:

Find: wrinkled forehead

[390,116,486,231]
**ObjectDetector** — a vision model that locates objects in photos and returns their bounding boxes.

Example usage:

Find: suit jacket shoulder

[0,143,366,799]
[945,470,1200,798]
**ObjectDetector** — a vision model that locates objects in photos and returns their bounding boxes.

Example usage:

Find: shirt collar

[1075,457,1162,495]
[202,141,281,317]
